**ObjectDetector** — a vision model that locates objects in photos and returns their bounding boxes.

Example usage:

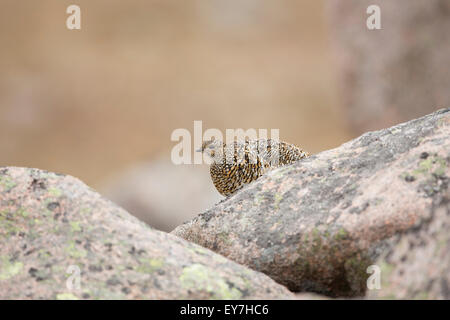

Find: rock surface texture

[173,109,450,297]
[368,190,450,299]
[0,167,293,299]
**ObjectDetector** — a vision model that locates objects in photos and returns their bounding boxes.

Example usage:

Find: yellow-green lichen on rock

[180,264,242,299]
[0,256,23,280]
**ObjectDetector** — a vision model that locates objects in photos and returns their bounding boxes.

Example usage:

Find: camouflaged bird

[198,138,310,196]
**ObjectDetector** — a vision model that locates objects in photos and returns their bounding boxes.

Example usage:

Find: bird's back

[209,139,309,196]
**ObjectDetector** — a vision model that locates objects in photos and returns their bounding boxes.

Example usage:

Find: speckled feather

[200,139,309,196]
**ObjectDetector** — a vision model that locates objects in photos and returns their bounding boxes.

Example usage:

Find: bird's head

[196,137,223,161]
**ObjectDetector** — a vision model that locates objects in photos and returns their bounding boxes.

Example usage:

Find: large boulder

[367,190,450,299]
[173,108,449,297]
[0,167,293,299]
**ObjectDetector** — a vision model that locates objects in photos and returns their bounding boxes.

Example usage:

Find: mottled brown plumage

[198,138,309,196]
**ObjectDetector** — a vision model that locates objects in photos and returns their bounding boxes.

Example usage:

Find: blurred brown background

[1,0,447,230]
[0,0,348,185]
